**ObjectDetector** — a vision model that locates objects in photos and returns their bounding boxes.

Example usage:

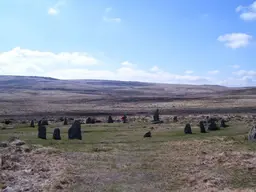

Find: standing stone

[144,131,152,138]
[53,128,61,140]
[68,120,82,140]
[86,117,92,124]
[64,118,68,125]
[199,121,206,133]
[208,121,218,131]
[173,116,178,122]
[153,109,160,122]
[108,116,114,123]
[220,119,227,128]
[248,126,256,142]
[38,120,42,127]
[41,119,49,126]
[30,120,35,128]
[38,125,46,139]
[184,123,192,134]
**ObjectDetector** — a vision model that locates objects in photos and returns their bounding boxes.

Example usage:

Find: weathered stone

[4,119,12,125]
[153,109,160,122]
[144,131,152,138]
[63,118,68,125]
[11,139,25,146]
[68,120,82,140]
[59,117,64,121]
[208,121,219,131]
[30,120,35,128]
[2,186,15,192]
[53,128,61,140]
[0,142,8,148]
[199,121,206,133]
[220,119,227,128]
[41,119,49,126]
[108,116,114,123]
[38,125,47,139]
[86,117,95,124]
[248,126,256,142]
[184,123,192,134]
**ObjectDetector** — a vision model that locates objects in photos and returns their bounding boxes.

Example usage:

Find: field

[1,115,256,192]
[0,76,256,192]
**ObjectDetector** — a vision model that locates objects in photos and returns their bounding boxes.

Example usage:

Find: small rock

[143,131,152,138]
[2,186,15,192]
[11,140,25,146]
[21,145,31,153]
[0,142,8,148]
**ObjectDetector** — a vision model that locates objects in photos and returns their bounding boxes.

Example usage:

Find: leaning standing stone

[68,120,82,140]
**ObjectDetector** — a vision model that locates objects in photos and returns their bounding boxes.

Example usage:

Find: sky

[0,0,255,87]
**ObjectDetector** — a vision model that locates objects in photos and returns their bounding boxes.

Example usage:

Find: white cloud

[208,70,220,75]
[231,64,240,69]
[105,7,112,13]
[217,33,252,49]
[184,70,194,74]
[103,7,121,23]
[45,67,211,84]
[121,61,136,67]
[0,47,211,85]
[48,0,65,16]
[236,1,256,21]
[103,16,121,23]
[233,70,256,77]
[150,66,160,72]
[0,47,255,86]
[48,8,58,15]
[0,47,99,75]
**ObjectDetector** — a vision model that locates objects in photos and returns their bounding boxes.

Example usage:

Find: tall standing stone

[30,120,35,128]
[53,128,61,140]
[199,121,206,133]
[153,109,160,122]
[64,117,68,125]
[68,120,82,140]
[108,116,114,123]
[38,125,47,139]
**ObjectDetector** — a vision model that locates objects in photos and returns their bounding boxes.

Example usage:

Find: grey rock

[248,126,256,142]
[68,120,82,140]
[53,128,61,140]
[38,125,47,139]
[2,186,15,192]
[0,142,8,148]
[184,123,192,134]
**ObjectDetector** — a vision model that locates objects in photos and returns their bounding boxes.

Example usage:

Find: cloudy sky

[0,0,255,86]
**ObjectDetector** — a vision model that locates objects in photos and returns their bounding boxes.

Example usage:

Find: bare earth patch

[0,139,73,192]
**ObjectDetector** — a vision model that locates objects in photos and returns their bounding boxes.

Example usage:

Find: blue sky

[0,0,255,86]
